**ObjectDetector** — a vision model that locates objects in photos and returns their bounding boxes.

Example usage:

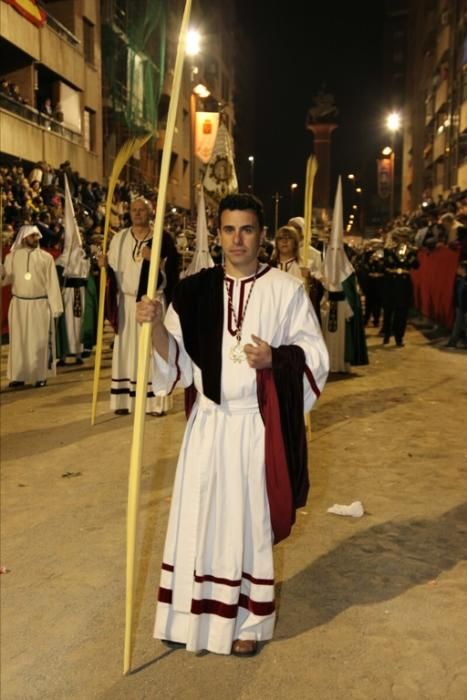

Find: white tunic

[3,247,63,383]
[151,266,329,653]
[277,258,303,282]
[107,228,170,414]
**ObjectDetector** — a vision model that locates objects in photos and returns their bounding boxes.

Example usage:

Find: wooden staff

[303,155,318,440]
[302,155,318,267]
[123,0,192,675]
[91,133,152,426]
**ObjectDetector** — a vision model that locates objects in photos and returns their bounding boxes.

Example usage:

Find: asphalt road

[1,323,466,700]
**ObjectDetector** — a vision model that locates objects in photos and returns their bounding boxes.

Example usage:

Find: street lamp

[186,29,201,56]
[385,111,401,221]
[290,182,298,217]
[248,155,255,192]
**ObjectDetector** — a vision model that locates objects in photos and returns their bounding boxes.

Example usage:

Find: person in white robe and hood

[1,225,63,387]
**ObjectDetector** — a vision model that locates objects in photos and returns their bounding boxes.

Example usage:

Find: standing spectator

[1,225,63,387]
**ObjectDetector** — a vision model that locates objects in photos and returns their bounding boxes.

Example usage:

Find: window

[84,108,96,151]
[83,19,95,65]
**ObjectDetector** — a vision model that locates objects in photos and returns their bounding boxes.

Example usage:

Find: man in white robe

[98,198,171,416]
[137,193,329,657]
[1,225,63,387]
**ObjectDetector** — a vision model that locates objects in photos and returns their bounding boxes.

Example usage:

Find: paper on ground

[327,501,364,517]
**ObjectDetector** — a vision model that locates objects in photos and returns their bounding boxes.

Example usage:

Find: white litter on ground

[326,501,365,518]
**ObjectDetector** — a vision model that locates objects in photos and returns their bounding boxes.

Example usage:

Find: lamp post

[290,182,298,217]
[248,155,255,192]
[385,111,401,222]
[273,191,282,232]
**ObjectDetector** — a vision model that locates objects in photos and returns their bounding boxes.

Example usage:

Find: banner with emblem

[203,122,238,201]
[376,157,392,199]
[195,112,219,164]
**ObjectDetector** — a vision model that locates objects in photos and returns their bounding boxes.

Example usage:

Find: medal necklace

[131,229,151,262]
[24,250,32,280]
[224,264,259,363]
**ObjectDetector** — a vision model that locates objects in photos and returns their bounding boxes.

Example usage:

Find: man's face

[130,200,151,227]
[219,208,262,269]
[24,233,40,249]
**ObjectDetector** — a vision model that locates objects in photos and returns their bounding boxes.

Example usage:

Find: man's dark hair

[218,193,264,231]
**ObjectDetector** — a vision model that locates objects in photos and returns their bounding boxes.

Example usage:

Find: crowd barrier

[411,246,461,329]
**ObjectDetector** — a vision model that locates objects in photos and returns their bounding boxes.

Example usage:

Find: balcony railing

[37,3,81,48]
[0,92,82,145]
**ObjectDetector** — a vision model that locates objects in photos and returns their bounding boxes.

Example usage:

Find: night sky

[234,1,387,227]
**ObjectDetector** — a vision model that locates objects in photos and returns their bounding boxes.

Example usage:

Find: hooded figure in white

[321,178,368,372]
[2,225,63,386]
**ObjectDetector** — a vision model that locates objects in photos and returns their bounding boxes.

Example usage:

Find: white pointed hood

[323,177,354,291]
[184,186,214,276]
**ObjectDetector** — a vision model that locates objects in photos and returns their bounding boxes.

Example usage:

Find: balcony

[434,79,448,113]
[436,25,450,64]
[432,129,447,161]
[0,92,100,181]
[0,92,81,143]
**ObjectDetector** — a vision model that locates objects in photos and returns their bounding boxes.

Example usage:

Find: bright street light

[384,112,402,221]
[386,111,401,133]
[347,173,355,180]
[186,29,201,56]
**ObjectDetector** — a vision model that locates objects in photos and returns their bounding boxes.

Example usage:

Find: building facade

[0,0,103,181]
[404,0,467,209]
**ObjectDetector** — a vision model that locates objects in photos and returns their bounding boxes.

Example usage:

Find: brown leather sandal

[231,639,258,657]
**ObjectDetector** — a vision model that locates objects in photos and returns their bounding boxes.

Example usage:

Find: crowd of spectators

[382,186,467,256]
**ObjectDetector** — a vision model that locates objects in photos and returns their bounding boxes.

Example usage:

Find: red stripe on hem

[161,562,174,572]
[191,594,275,619]
[304,365,320,398]
[194,573,241,587]
[158,587,172,603]
[239,594,275,616]
[193,571,274,587]
[242,571,274,586]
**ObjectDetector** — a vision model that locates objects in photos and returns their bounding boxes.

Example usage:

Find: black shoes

[8,381,24,388]
[115,408,130,415]
[161,639,186,650]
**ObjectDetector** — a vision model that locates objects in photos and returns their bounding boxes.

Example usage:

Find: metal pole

[274,191,280,232]
[190,90,196,217]
[390,134,395,222]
